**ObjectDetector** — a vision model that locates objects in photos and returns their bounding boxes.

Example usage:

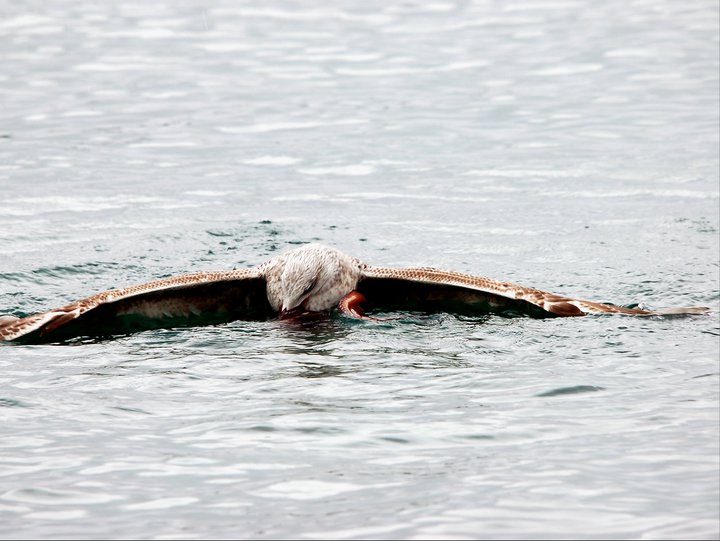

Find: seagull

[0,243,709,343]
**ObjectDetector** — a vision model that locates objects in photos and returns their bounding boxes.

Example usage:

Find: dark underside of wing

[356,277,550,318]
[9,278,273,344]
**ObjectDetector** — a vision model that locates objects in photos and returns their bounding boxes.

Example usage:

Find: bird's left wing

[0,269,272,343]
[357,266,709,318]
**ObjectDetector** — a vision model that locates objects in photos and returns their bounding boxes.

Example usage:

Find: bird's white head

[263,243,363,318]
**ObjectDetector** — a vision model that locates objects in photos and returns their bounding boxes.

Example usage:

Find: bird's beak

[279,306,305,320]
[279,298,308,320]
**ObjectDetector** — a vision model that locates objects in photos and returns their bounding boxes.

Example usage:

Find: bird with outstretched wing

[0,244,709,343]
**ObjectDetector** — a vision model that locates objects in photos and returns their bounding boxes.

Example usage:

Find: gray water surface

[1,0,719,539]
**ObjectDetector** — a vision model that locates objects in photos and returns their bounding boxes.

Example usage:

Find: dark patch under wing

[356,277,551,318]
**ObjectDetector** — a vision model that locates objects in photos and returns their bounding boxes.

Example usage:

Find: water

[1,0,719,538]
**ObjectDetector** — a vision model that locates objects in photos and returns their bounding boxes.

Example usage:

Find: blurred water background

[1,0,718,539]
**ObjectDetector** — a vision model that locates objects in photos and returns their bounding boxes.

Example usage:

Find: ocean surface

[1,0,719,539]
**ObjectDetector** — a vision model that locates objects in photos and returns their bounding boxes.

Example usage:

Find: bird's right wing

[358,266,710,318]
[0,269,272,343]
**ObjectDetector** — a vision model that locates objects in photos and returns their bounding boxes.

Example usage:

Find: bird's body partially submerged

[0,243,711,343]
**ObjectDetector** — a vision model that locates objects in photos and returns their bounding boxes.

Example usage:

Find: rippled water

[1,0,719,539]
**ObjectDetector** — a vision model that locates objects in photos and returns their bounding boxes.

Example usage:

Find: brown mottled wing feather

[0,269,272,343]
[358,266,710,317]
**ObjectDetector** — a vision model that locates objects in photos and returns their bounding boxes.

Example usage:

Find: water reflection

[272,317,352,352]
[292,361,347,379]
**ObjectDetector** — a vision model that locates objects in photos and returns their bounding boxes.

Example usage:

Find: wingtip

[0,310,73,342]
[651,306,713,316]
